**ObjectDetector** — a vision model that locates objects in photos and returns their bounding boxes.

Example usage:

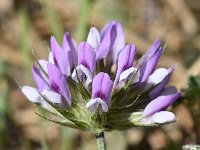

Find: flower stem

[95,132,106,150]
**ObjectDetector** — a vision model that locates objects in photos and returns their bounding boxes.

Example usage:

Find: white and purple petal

[149,66,175,100]
[139,47,163,83]
[92,72,113,105]
[86,98,108,113]
[114,45,136,86]
[71,64,93,87]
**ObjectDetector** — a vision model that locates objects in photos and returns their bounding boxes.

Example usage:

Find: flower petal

[150,111,175,123]
[62,32,77,69]
[22,86,41,103]
[51,36,70,76]
[114,45,136,85]
[71,64,93,87]
[48,51,54,64]
[92,72,113,105]
[140,111,175,124]
[100,21,125,62]
[32,65,50,92]
[87,27,100,50]
[78,42,96,73]
[137,39,161,66]
[99,99,109,112]
[86,98,99,113]
[144,68,169,90]
[42,89,62,103]
[86,98,108,113]
[96,23,117,59]
[139,47,163,83]
[116,67,140,89]
[37,60,48,73]
[142,88,181,118]
[48,63,71,106]
[149,66,175,100]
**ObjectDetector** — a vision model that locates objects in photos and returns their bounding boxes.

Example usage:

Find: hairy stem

[95,132,106,150]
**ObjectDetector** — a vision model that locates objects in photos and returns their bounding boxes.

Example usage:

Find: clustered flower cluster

[22,21,181,133]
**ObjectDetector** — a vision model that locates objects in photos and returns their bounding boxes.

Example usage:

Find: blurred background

[0,0,200,149]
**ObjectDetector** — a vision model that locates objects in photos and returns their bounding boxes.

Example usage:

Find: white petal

[148,68,168,84]
[86,98,99,113]
[37,60,48,73]
[119,67,139,83]
[48,51,54,64]
[86,98,108,113]
[151,111,175,123]
[117,67,140,89]
[22,86,41,103]
[144,68,169,90]
[98,99,108,112]
[87,27,100,50]
[42,89,62,103]
[71,65,93,87]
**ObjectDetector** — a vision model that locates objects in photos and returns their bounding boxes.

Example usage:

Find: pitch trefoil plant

[21,21,181,150]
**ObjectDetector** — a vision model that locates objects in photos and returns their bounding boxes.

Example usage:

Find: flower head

[21,21,181,133]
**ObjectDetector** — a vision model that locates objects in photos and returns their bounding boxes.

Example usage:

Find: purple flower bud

[139,47,163,83]
[96,23,117,60]
[48,63,71,106]
[51,36,71,76]
[62,32,77,69]
[78,42,96,74]
[100,21,125,62]
[32,65,50,92]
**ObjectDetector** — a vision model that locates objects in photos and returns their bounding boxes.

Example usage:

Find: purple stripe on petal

[32,65,50,92]
[142,89,181,118]
[51,36,71,76]
[114,45,136,85]
[139,47,163,83]
[47,63,71,106]
[78,42,96,74]
[96,23,117,59]
[62,32,77,69]
[92,72,113,105]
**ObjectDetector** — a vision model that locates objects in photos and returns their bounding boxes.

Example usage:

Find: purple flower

[51,33,76,76]
[21,21,181,131]
[71,42,96,87]
[86,72,113,113]
[140,86,181,123]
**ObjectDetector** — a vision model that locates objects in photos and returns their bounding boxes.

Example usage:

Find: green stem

[95,132,106,150]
